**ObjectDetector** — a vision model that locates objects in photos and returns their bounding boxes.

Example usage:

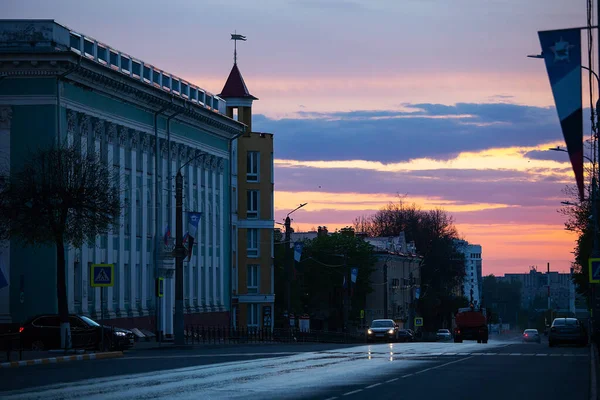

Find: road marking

[365,383,382,389]
[324,397,338,400]
[343,389,363,396]
[386,378,399,383]
[523,353,535,356]
[509,353,522,356]
[457,353,471,356]
[550,354,562,356]
[402,374,414,378]
[536,354,548,356]
[470,353,485,355]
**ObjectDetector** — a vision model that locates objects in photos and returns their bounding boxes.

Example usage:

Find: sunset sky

[4,0,590,275]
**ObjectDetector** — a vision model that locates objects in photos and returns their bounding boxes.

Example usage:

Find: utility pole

[383,263,388,319]
[285,215,292,315]
[173,171,185,345]
[343,254,349,331]
[547,262,551,312]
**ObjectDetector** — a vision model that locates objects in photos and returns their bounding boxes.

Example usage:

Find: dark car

[548,318,587,347]
[522,328,541,343]
[367,319,399,342]
[20,314,135,351]
[397,329,414,342]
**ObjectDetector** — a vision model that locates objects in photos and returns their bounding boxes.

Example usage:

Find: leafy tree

[482,274,522,325]
[353,199,466,330]
[0,143,121,348]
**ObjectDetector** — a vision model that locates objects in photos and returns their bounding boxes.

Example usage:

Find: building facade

[364,235,422,329]
[219,61,275,329]
[455,240,482,306]
[0,20,245,333]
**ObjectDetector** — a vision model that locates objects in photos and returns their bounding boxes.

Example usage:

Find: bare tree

[0,142,121,349]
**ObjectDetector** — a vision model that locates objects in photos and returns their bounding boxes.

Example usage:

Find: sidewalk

[1,349,123,368]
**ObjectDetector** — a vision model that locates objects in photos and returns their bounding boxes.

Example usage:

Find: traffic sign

[90,264,114,287]
[589,258,600,284]
[155,277,164,298]
[414,317,423,327]
[360,309,365,319]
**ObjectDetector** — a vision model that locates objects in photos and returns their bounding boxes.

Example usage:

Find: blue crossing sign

[90,264,114,287]
[414,317,424,327]
[589,258,600,284]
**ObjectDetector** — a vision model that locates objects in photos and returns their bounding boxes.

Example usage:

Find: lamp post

[284,203,307,317]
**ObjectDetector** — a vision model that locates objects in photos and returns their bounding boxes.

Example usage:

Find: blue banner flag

[351,268,358,284]
[187,212,202,261]
[293,241,303,263]
[538,28,584,200]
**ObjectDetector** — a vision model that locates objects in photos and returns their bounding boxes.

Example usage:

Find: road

[0,338,590,399]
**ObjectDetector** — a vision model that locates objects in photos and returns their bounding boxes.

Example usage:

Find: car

[396,329,414,342]
[522,328,541,343]
[436,329,452,341]
[20,314,135,351]
[548,317,587,347]
[367,319,399,342]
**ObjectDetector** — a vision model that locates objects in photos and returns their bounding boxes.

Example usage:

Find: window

[247,229,259,257]
[248,303,259,327]
[124,263,131,304]
[247,151,259,182]
[247,264,259,294]
[247,190,259,219]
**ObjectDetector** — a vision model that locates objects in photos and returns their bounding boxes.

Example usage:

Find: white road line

[456,353,471,356]
[443,353,456,355]
[343,389,363,396]
[402,374,414,378]
[550,354,562,357]
[386,378,399,383]
[324,397,338,400]
[365,383,382,389]
[536,354,548,356]
[523,354,535,356]
[509,353,522,356]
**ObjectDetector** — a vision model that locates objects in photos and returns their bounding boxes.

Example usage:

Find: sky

[3,0,591,275]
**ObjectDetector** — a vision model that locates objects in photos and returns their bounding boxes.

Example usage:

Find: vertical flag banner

[293,241,303,263]
[186,212,202,261]
[538,28,584,200]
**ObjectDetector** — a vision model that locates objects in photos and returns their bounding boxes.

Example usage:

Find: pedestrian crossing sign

[414,317,423,327]
[90,264,114,287]
[589,258,600,284]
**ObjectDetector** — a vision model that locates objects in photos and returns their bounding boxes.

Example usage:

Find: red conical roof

[218,63,258,100]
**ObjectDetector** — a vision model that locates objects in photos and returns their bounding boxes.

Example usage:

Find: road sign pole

[100,287,104,352]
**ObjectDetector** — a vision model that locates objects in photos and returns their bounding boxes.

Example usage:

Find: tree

[0,142,121,349]
[353,199,466,330]
[482,274,522,325]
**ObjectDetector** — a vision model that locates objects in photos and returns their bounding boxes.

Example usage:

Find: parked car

[20,314,135,351]
[367,319,399,342]
[397,329,414,342]
[548,317,587,347]
[522,329,541,343]
[436,329,452,341]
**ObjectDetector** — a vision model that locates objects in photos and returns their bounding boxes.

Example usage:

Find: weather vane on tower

[231,31,247,65]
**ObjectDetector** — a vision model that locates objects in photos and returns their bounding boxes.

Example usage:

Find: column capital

[107,123,117,144]
[130,130,139,148]
[117,126,127,146]
[66,109,77,136]
[79,114,91,137]
[93,119,104,142]
[217,158,225,173]
[141,134,150,153]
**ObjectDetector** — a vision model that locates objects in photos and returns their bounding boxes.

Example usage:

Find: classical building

[219,56,275,329]
[0,20,245,334]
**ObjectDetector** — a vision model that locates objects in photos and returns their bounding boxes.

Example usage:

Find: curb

[0,351,123,368]
[591,342,598,400]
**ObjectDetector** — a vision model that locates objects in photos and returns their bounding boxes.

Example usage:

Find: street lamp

[549,146,594,164]
[284,203,308,318]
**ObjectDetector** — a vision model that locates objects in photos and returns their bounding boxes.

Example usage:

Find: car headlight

[115,331,127,337]
[368,329,373,335]
[388,329,394,334]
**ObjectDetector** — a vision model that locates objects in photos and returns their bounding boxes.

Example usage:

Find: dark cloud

[275,166,570,207]
[254,103,592,163]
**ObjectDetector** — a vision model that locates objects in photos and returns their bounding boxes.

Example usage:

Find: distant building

[455,240,482,306]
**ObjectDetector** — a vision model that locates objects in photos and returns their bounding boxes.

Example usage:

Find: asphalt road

[0,338,590,400]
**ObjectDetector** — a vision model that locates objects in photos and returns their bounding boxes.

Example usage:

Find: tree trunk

[56,235,71,349]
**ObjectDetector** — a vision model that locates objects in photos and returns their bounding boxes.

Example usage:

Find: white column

[117,127,126,315]
[0,107,12,323]
[187,153,194,309]
[204,157,210,308]
[66,110,78,313]
[218,159,225,310]
[195,156,203,310]
[129,132,138,316]
[211,158,217,307]
[141,135,149,314]
[91,119,103,317]
[79,115,90,314]
[105,124,116,317]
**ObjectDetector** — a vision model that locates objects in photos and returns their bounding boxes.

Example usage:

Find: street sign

[360,309,365,319]
[414,317,424,327]
[589,258,600,283]
[90,264,114,287]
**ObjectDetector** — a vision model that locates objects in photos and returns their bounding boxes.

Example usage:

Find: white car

[436,329,452,341]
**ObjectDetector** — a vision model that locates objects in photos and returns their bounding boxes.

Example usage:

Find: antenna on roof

[231,31,247,65]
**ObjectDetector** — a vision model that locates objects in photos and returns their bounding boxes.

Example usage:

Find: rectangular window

[247,190,259,219]
[247,229,259,257]
[124,263,131,304]
[247,264,259,294]
[248,303,259,327]
[147,264,153,309]
[136,263,141,304]
[247,152,259,182]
